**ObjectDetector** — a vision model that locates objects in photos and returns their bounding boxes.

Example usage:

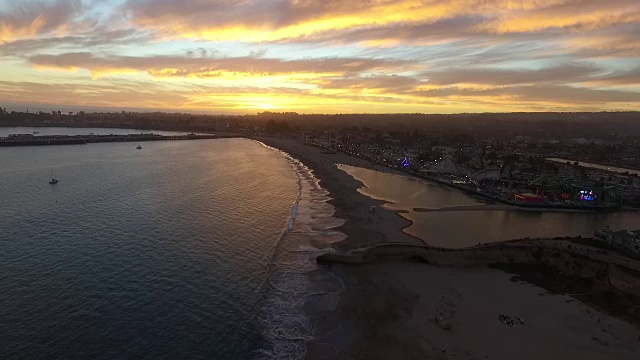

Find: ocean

[0,131,342,359]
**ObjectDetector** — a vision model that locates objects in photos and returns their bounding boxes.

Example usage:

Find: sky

[0,0,639,114]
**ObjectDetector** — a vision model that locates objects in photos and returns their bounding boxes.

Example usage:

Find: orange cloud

[0,0,83,42]
[562,24,640,58]
[2,0,639,113]
[0,16,46,42]
[123,0,640,44]
[1,75,638,114]
[27,52,416,79]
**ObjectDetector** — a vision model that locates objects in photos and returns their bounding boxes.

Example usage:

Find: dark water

[339,164,640,248]
[0,136,340,359]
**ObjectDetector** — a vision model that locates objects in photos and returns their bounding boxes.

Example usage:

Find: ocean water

[0,135,341,359]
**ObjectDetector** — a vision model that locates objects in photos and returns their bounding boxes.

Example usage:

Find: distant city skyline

[0,0,639,114]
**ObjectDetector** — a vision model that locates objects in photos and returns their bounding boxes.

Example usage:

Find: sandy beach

[257,137,423,251]
[257,137,640,360]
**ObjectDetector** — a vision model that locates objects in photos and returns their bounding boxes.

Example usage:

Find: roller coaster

[425,156,501,183]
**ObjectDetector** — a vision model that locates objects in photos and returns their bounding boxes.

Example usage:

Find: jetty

[0,133,238,147]
[318,238,640,298]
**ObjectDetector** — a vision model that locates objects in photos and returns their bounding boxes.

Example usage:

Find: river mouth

[337,163,640,248]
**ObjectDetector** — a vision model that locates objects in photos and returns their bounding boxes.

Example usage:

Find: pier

[0,133,238,146]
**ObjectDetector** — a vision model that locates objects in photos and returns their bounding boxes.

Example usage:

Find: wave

[288,175,302,232]
[290,245,335,254]
[253,141,345,360]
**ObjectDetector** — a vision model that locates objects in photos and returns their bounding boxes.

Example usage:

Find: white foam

[253,140,346,360]
[253,340,306,360]
[290,245,334,254]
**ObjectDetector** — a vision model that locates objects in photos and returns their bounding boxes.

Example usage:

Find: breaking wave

[253,142,345,360]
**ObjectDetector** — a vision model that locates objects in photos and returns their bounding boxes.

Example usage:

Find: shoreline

[257,140,351,360]
[256,137,423,252]
[411,204,634,213]
[258,136,640,360]
[5,126,638,358]
[331,150,631,213]
[337,154,633,213]
[256,137,426,359]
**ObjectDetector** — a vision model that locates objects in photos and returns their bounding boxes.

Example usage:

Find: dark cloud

[309,63,638,91]
[424,64,603,86]
[0,28,151,56]
[2,0,639,112]
[121,0,640,43]
[589,67,640,85]
[410,84,639,104]
[0,0,84,41]
[566,23,640,59]
[280,15,486,44]
[125,0,396,31]
[307,65,640,106]
[26,52,413,77]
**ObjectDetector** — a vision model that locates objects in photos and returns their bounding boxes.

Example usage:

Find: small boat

[49,169,59,184]
[136,145,142,149]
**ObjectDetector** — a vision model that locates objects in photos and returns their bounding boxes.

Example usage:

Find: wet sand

[257,137,640,360]
[257,137,423,250]
[345,262,640,360]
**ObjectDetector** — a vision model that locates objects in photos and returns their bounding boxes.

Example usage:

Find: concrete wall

[319,243,640,298]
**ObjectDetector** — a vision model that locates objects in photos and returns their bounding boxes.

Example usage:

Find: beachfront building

[513,192,546,204]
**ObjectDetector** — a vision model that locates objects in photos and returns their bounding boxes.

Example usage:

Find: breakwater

[0,133,238,146]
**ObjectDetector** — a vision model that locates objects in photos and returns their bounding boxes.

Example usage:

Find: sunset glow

[0,0,638,113]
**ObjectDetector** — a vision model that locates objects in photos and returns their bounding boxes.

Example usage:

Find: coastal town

[3,1,640,358]
[259,135,640,358]
[2,109,640,210]
[302,129,640,210]
[3,108,640,359]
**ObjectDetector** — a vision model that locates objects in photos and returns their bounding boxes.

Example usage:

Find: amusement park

[306,135,636,211]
